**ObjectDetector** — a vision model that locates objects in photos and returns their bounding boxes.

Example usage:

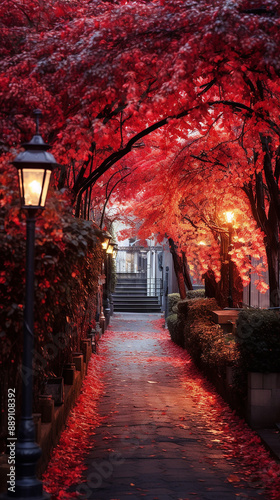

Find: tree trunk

[182,252,193,290]
[168,238,186,299]
[266,242,280,308]
[203,269,218,299]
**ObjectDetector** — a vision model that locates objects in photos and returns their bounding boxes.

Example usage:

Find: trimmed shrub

[236,310,280,373]
[183,298,219,359]
[182,298,238,378]
[168,300,280,413]
[179,296,218,319]
[201,333,238,375]
[185,289,205,299]
[168,293,181,314]
[168,290,205,315]
[166,314,179,344]
[167,296,237,376]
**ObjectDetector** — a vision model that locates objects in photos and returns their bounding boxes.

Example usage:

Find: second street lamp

[106,242,114,255]
[101,232,111,251]
[225,211,234,309]
[1,110,59,500]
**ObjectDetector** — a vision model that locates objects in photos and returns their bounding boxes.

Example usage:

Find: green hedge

[167,297,237,377]
[168,290,205,315]
[182,298,236,377]
[185,289,205,299]
[168,293,181,314]
[236,310,280,373]
[166,314,179,344]
[167,303,280,405]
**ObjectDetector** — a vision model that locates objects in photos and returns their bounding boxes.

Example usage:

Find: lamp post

[97,232,111,333]
[104,240,116,327]
[2,110,59,499]
[112,243,118,260]
[225,211,234,308]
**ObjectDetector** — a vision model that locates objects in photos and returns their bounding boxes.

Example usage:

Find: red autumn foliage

[1,0,280,300]
[0,166,102,450]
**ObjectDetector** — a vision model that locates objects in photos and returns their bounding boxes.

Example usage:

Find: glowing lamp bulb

[29,180,42,195]
[225,211,234,224]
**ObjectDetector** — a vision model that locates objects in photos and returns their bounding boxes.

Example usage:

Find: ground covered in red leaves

[43,317,280,499]
[42,355,105,499]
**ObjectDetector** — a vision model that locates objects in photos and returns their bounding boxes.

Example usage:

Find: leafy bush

[183,298,222,363]
[236,310,280,373]
[0,165,103,450]
[166,313,179,344]
[167,296,237,376]
[168,289,205,315]
[185,289,205,299]
[168,299,280,412]
[178,295,217,317]
[168,293,181,314]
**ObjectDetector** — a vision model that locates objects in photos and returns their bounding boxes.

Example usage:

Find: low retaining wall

[0,346,92,494]
[247,372,280,428]
[37,369,84,476]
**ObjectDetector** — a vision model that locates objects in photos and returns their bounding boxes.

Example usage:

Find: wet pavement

[72,313,269,500]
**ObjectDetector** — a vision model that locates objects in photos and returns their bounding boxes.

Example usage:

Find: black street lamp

[225,212,234,309]
[2,110,59,499]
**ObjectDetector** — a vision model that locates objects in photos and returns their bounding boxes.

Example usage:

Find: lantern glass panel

[22,169,44,206]
[41,170,51,207]
[102,236,110,250]
[18,170,24,201]
[107,243,114,254]
[22,168,51,207]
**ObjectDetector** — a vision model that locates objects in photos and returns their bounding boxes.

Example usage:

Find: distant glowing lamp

[198,241,207,246]
[224,212,234,308]
[101,232,111,251]
[225,211,234,225]
[106,242,114,254]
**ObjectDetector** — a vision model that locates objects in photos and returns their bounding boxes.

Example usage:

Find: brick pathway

[73,313,267,500]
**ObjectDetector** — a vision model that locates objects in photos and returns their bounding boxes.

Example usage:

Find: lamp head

[106,242,114,255]
[12,110,59,209]
[101,232,111,250]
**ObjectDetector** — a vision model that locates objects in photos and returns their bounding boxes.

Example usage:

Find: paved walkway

[73,313,268,500]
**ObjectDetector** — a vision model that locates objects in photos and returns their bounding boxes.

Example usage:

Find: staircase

[113,273,162,313]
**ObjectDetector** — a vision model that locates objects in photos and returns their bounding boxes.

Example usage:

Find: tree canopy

[1,0,280,303]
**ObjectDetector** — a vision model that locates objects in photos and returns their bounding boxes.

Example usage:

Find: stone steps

[113,273,161,313]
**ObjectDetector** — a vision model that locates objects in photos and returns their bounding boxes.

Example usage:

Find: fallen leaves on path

[42,355,105,499]
[42,317,280,499]
[148,318,280,500]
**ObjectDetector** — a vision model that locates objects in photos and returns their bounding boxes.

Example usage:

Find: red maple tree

[1,0,280,303]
